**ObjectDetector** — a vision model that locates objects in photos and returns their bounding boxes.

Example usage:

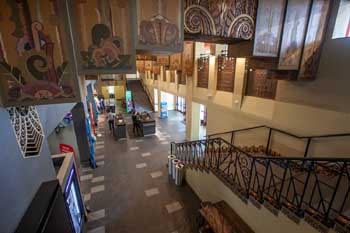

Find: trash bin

[167,155,176,176]
[175,163,185,186]
[172,159,180,180]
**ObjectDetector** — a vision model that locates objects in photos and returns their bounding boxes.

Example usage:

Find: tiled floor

[81,111,200,233]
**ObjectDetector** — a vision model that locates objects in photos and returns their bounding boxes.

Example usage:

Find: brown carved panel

[68,0,136,74]
[136,0,183,53]
[136,60,145,73]
[182,41,194,76]
[246,69,277,99]
[217,56,235,92]
[197,57,209,88]
[170,71,176,83]
[170,53,182,71]
[156,55,170,66]
[152,64,161,75]
[184,0,257,43]
[0,0,80,107]
[179,72,187,85]
[144,60,153,71]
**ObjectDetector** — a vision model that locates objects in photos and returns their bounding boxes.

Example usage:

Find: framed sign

[68,0,136,75]
[278,0,312,70]
[253,0,286,57]
[0,0,80,107]
[136,0,184,53]
[299,0,330,80]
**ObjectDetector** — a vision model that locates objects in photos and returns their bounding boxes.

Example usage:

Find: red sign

[59,144,80,179]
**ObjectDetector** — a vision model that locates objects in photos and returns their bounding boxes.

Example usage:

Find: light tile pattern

[84,193,91,202]
[150,171,163,178]
[130,146,139,151]
[80,174,93,181]
[91,185,105,193]
[95,145,104,150]
[145,188,160,197]
[136,163,147,168]
[166,202,183,214]
[141,152,151,157]
[161,141,169,144]
[95,155,105,160]
[96,161,105,166]
[135,139,143,142]
[92,176,105,183]
[89,209,105,221]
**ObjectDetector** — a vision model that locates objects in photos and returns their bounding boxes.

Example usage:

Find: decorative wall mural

[184,0,257,41]
[69,0,136,74]
[170,53,182,71]
[253,0,286,57]
[182,41,194,76]
[0,0,79,107]
[299,0,330,80]
[278,0,312,70]
[136,0,183,53]
[7,106,44,158]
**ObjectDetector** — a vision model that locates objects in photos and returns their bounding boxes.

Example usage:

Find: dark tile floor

[81,111,200,233]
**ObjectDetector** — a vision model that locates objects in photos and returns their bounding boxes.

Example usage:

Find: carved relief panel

[184,0,257,42]
[136,60,145,73]
[197,57,209,88]
[182,41,194,76]
[0,0,80,107]
[68,0,136,74]
[136,0,184,53]
[156,56,170,66]
[246,69,278,99]
[217,56,235,92]
[170,53,182,71]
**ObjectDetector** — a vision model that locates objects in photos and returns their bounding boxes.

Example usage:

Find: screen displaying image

[66,180,82,233]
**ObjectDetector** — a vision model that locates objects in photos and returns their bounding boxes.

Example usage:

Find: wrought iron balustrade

[170,138,350,232]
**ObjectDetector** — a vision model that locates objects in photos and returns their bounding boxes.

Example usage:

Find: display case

[0,0,80,107]
[68,0,137,75]
[136,0,184,53]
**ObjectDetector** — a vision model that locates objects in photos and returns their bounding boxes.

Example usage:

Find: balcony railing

[207,126,350,158]
[171,137,350,232]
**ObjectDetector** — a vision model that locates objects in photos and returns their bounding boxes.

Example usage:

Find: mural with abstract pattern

[0,0,79,107]
[69,0,136,74]
[184,0,257,41]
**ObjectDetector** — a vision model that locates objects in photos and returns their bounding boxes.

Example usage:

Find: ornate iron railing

[171,138,350,233]
[207,125,350,157]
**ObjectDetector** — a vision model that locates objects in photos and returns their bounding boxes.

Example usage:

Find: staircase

[126,79,153,112]
[170,128,350,233]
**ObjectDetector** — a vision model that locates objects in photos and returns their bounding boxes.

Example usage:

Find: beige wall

[143,4,350,157]
[185,169,336,233]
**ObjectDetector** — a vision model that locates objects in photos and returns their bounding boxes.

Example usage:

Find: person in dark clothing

[107,110,115,132]
[132,112,138,135]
